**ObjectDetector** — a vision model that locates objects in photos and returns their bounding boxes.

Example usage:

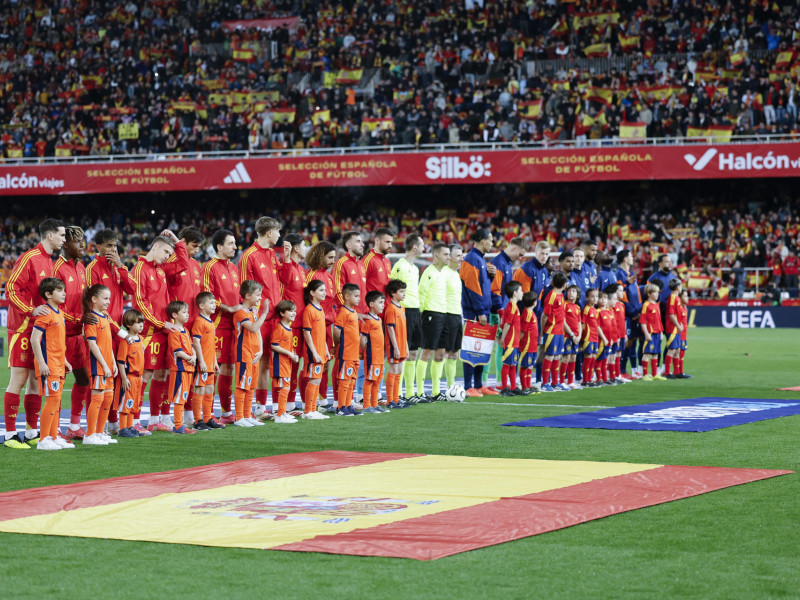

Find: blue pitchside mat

[502,397,800,432]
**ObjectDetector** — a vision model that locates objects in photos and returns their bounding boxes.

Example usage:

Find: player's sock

[192,395,202,423]
[362,379,374,408]
[202,392,213,421]
[70,384,89,424]
[445,358,457,388]
[620,347,629,374]
[3,392,20,439]
[415,358,429,397]
[535,363,542,385]
[86,390,104,435]
[39,396,59,441]
[243,390,254,419]
[559,362,568,384]
[650,358,658,376]
[23,393,40,431]
[567,362,575,385]
[431,360,444,395]
[148,379,163,419]
[336,380,348,409]
[255,389,268,407]
[509,366,517,389]
[304,382,319,413]
[234,388,246,421]
[346,379,355,407]
[541,359,551,386]
[96,390,113,432]
[629,346,639,372]
[664,355,673,375]
[218,374,233,414]
[389,373,400,402]
[474,365,485,389]
[463,363,474,391]
[500,364,508,389]
[642,359,649,376]
[403,361,416,396]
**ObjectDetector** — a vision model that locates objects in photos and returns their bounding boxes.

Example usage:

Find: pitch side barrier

[3,138,800,195]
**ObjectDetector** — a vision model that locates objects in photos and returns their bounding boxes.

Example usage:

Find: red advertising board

[1,143,799,196]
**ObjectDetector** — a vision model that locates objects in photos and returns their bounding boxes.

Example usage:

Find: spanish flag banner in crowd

[232,49,255,62]
[271,108,296,123]
[584,87,614,105]
[54,145,72,157]
[80,75,103,89]
[618,33,639,51]
[775,50,794,68]
[573,11,620,29]
[582,110,607,128]
[0,451,785,560]
[518,100,543,119]
[199,79,225,90]
[552,80,570,92]
[583,43,610,58]
[335,68,363,85]
[729,50,747,66]
[361,118,395,131]
[619,121,646,141]
[311,110,331,125]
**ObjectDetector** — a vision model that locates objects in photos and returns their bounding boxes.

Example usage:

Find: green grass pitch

[1,328,798,599]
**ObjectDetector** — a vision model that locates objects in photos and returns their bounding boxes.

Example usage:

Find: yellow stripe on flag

[0,455,660,550]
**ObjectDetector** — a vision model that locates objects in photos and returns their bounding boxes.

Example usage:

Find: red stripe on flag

[0,451,421,523]
[274,465,790,560]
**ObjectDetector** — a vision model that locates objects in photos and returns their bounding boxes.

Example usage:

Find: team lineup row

[3,219,689,449]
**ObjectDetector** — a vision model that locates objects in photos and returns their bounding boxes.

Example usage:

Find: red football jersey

[499,302,521,350]
[542,289,565,336]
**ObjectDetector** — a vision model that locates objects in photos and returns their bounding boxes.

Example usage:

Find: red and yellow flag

[583,43,610,58]
[619,121,646,141]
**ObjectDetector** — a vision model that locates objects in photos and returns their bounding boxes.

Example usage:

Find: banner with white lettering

[504,397,800,432]
[3,143,800,195]
[688,306,800,329]
[460,321,498,367]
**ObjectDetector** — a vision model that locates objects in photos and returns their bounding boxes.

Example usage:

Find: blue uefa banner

[503,397,800,432]
[688,306,800,328]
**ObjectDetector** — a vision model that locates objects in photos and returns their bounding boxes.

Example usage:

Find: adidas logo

[683,148,717,171]
[223,162,252,184]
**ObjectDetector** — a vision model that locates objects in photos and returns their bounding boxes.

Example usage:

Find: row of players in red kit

[494,273,690,396]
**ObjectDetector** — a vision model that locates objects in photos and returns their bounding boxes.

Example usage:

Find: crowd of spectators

[0,181,797,299]
[2,0,800,158]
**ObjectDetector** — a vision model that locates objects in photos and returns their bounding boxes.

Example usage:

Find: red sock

[664,355,673,375]
[218,374,233,413]
[643,359,649,375]
[552,360,561,385]
[500,364,509,388]
[3,392,20,435]
[567,362,575,385]
[149,379,163,418]
[318,366,328,401]
[70,384,89,424]
[24,393,40,429]
[615,356,621,378]
[559,362,567,383]
[288,360,300,402]
[676,357,683,374]
[651,358,658,375]
[594,360,603,382]
[255,389,268,406]
[542,360,551,385]
[509,366,517,389]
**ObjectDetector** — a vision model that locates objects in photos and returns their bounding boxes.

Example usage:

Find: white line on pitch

[462,402,610,409]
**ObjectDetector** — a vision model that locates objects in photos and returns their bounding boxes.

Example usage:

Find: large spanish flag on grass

[0,451,786,560]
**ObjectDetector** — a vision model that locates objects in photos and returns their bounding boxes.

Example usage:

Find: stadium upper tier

[1,0,797,158]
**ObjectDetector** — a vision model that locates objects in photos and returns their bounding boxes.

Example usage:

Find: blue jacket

[490,250,515,312]
[579,261,598,291]
[648,269,679,304]
[461,248,492,319]
[616,267,642,318]
[597,265,617,293]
